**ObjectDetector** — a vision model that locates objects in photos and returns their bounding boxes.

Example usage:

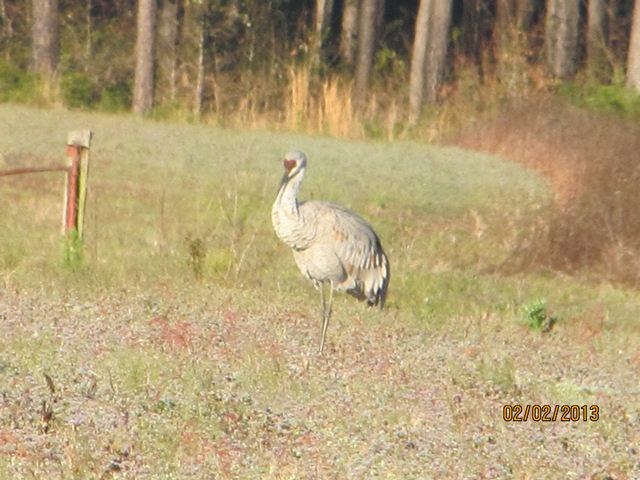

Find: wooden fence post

[63,130,92,238]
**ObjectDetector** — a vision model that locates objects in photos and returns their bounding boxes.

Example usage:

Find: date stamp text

[503,404,600,422]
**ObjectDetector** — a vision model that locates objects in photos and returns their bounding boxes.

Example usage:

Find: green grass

[559,82,640,120]
[0,104,639,478]
[0,104,545,303]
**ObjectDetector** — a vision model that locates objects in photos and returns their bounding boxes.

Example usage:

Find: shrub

[453,99,640,285]
[559,82,640,120]
[60,71,99,109]
[99,81,132,112]
[0,61,41,103]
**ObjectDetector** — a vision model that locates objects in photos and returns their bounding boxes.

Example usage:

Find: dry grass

[280,67,407,140]
[157,38,551,144]
[318,77,356,138]
[453,99,640,285]
[285,67,311,131]
[284,67,361,138]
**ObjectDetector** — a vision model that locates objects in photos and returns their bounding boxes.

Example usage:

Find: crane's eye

[284,159,297,172]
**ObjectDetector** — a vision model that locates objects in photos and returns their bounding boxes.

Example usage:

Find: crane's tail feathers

[362,249,390,309]
[378,251,390,308]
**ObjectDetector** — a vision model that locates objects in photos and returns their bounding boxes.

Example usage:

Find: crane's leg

[318,282,327,354]
[318,281,334,354]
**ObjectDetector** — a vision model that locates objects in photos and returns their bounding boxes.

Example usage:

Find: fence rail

[0,129,93,239]
[0,165,70,177]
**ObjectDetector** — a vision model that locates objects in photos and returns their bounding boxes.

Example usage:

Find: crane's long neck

[272,167,315,251]
[275,168,305,216]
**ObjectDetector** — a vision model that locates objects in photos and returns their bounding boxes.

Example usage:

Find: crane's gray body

[272,151,390,315]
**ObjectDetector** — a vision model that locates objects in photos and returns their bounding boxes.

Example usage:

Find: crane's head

[280,150,307,186]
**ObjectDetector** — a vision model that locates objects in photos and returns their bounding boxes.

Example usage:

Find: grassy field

[0,104,639,479]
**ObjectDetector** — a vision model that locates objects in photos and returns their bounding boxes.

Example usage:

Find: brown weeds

[280,66,397,139]
[453,99,640,284]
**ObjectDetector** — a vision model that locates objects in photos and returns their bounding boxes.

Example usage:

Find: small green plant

[185,233,206,280]
[61,229,84,271]
[523,298,557,333]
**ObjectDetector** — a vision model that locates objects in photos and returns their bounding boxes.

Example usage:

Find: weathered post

[64,143,80,234]
[63,130,92,238]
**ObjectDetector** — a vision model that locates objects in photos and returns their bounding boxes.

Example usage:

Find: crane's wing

[301,201,390,307]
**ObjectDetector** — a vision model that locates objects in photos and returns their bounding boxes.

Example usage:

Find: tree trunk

[628,0,640,91]
[340,0,359,66]
[423,0,452,103]
[0,0,5,38]
[460,0,480,60]
[408,0,433,123]
[31,0,58,76]
[353,0,377,110]
[85,0,92,62]
[497,0,516,28]
[545,0,580,79]
[133,0,157,115]
[194,25,205,117]
[375,0,385,37]
[496,0,517,48]
[0,0,8,59]
[516,0,535,30]
[157,0,179,102]
[313,0,334,67]
[587,0,608,80]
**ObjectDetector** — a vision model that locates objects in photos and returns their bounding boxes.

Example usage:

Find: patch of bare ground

[452,100,640,285]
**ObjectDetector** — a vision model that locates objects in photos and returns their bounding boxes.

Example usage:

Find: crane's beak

[279,170,290,188]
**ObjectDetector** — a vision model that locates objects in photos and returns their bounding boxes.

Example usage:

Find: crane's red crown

[284,159,297,172]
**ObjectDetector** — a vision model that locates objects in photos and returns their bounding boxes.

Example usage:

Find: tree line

[6,0,640,126]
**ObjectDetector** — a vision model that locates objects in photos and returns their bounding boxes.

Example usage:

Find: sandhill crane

[271,150,390,354]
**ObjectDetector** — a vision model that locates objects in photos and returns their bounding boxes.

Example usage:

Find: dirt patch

[452,99,640,284]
